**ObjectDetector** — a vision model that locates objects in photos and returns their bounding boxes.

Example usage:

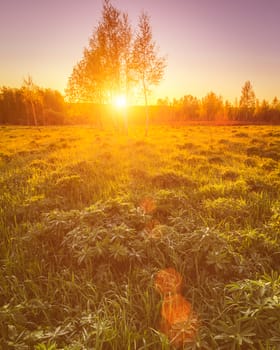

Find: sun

[114,94,127,108]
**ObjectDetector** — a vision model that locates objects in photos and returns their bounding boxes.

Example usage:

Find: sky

[1,0,280,103]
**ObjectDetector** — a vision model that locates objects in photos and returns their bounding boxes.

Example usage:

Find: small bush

[203,197,248,223]
[245,175,278,195]
[262,159,278,171]
[214,273,280,349]
[178,142,197,150]
[246,146,260,157]
[187,155,207,166]
[208,156,224,164]
[262,150,279,161]
[199,181,247,200]
[222,169,240,181]
[244,157,258,167]
[235,132,248,137]
[151,171,195,189]
[218,139,229,144]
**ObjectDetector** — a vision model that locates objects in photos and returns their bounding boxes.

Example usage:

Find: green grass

[0,125,279,349]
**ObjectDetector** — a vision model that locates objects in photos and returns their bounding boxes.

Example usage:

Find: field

[0,124,280,349]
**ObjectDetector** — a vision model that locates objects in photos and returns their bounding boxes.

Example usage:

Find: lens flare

[154,268,198,348]
[155,267,182,295]
[139,196,156,214]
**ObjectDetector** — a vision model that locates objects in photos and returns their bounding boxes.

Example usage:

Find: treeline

[0,78,65,125]
[1,80,280,126]
[158,81,280,124]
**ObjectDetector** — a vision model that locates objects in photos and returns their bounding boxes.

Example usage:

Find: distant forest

[0,80,280,126]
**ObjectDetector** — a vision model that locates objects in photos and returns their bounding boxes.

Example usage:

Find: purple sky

[1,0,280,102]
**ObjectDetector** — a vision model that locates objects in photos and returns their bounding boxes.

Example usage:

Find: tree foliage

[157,81,280,124]
[239,80,256,120]
[66,1,165,123]
[201,92,224,121]
[66,0,133,104]
[132,13,166,93]
[22,75,42,126]
[0,80,65,125]
[132,12,166,135]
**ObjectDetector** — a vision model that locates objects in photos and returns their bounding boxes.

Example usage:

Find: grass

[0,124,279,349]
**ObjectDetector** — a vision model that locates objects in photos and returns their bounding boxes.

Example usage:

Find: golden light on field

[114,94,127,108]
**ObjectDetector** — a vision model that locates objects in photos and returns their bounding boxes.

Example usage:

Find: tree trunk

[143,79,149,136]
[30,100,41,131]
[30,100,38,126]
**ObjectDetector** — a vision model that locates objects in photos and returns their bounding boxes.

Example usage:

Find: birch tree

[22,75,41,126]
[239,80,256,121]
[132,12,166,136]
[66,0,132,105]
